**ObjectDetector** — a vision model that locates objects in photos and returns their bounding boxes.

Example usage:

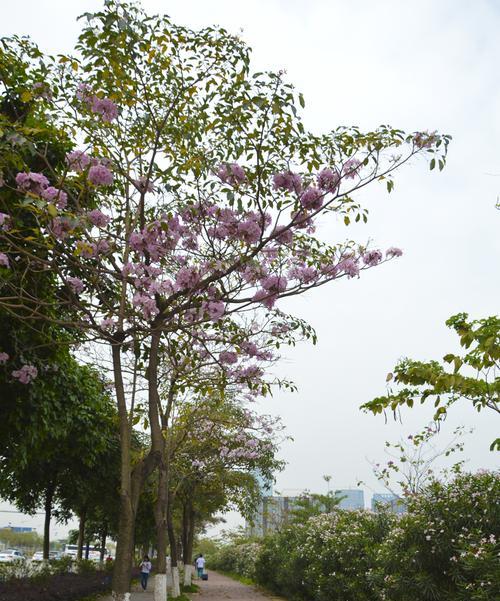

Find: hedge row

[210,471,500,601]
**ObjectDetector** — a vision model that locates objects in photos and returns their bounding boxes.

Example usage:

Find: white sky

[1,0,499,536]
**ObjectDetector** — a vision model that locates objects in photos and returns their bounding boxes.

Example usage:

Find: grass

[182,583,200,593]
[216,570,255,586]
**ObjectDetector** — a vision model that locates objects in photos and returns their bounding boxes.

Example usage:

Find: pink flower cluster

[217,163,247,186]
[67,277,84,294]
[342,158,362,179]
[87,209,111,228]
[300,186,323,210]
[66,150,91,172]
[15,172,67,208]
[0,252,9,268]
[273,171,302,193]
[317,168,341,192]
[0,213,11,230]
[12,364,38,384]
[88,165,113,186]
[77,84,118,122]
[0,352,9,364]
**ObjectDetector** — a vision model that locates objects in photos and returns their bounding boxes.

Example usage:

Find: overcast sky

[1,0,499,536]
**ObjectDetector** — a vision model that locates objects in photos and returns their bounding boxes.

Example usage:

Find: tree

[0,360,117,559]
[362,314,499,450]
[0,2,448,598]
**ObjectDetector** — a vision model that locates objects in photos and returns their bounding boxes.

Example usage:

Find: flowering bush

[210,539,263,581]
[374,471,500,601]
[255,510,393,601]
[212,471,499,601]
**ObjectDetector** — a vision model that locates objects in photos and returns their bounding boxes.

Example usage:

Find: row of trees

[0,1,452,600]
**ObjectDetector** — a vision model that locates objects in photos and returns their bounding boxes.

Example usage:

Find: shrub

[374,471,500,601]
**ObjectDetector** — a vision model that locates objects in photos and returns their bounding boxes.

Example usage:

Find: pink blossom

[67,277,84,294]
[237,219,261,244]
[175,266,201,290]
[260,275,287,293]
[201,300,225,321]
[50,217,74,240]
[0,352,9,364]
[339,258,360,278]
[88,165,113,186]
[219,350,238,364]
[241,341,258,357]
[0,252,10,268]
[66,150,91,172]
[317,168,340,192]
[217,163,247,185]
[90,96,118,122]
[272,171,302,193]
[12,364,38,384]
[41,187,68,209]
[362,249,383,266]
[272,225,293,245]
[300,187,323,210]
[252,289,277,309]
[132,293,159,320]
[15,172,49,195]
[0,213,11,230]
[288,265,317,283]
[342,158,362,179]
[32,82,52,100]
[87,209,111,228]
[76,83,92,102]
[386,247,403,258]
[100,317,115,331]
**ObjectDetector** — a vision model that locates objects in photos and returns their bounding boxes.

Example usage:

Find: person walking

[139,555,152,591]
[195,554,205,579]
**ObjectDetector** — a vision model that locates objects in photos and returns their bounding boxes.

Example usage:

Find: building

[252,470,274,498]
[334,489,365,510]
[371,493,406,514]
[1,526,35,533]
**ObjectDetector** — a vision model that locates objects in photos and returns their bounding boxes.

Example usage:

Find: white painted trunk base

[153,573,168,601]
[183,564,193,587]
[171,566,181,598]
[111,592,131,601]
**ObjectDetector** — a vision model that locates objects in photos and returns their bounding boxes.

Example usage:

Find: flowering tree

[165,394,284,591]
[0,2,449,598]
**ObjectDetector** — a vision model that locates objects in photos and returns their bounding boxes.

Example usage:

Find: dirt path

[195,571,283,600]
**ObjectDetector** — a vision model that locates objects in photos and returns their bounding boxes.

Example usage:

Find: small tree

[362,314,499,450]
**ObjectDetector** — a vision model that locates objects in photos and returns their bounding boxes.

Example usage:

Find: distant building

[335,489,365,510]
[252,470,274,498]
[247,495,302,537]
[371,493,406,514]
[2,526,35,533]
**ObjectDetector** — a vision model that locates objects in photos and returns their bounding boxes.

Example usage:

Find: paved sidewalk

[195,571,283,600]
[101,571,282,600]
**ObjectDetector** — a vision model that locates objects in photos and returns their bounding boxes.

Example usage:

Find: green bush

[212,471,499,601]
[210,538,262,580]
[255,510,394,601]
[375,471,500,601]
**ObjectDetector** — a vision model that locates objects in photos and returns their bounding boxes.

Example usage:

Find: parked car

[0,549,25,563]
[32,551,62,562]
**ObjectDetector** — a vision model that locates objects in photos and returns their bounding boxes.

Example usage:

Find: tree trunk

[111,341,163,601]
[167,493,180,598]
[111,343,136,601]
[77,509,86,561]
[153,455,168,601]
[100,523,108,564]
[43,483,55,561]
[182,501,195,588]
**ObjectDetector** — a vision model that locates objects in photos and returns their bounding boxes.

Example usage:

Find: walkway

[101,571,283,600]
[196,571,283,600]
